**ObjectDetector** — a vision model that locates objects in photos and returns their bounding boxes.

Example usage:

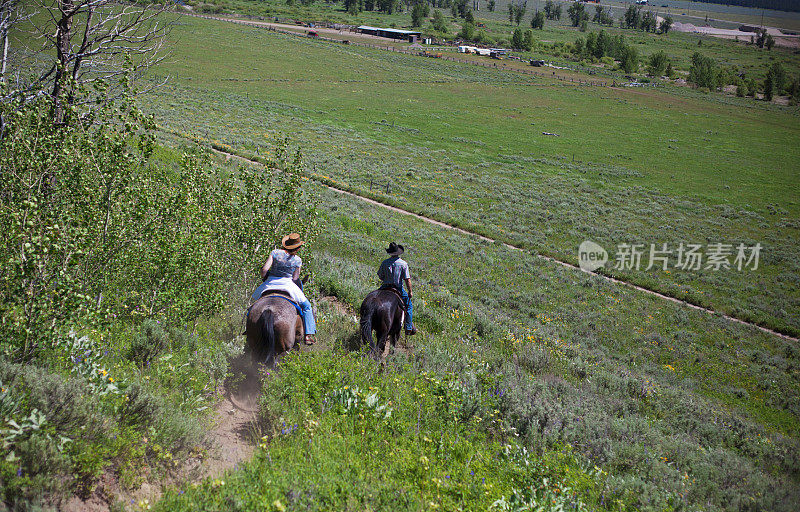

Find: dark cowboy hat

[386,242,404,256]
[281,233,305,251]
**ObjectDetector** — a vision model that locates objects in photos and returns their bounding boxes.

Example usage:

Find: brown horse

[360,288,405,360]
[246,292,303,367]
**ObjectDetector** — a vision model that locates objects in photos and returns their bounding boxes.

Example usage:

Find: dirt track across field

[668,18,800,48]
[188,137,798,344]
[212,17,402,44]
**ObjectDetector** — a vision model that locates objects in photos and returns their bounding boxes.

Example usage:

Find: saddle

[379,284,407,312]
[260,289,303,316]
[242,290,302,336]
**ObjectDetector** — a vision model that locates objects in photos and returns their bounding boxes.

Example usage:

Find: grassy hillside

[144,16,799,336]
[137,15,800,508]
[4,4,798,510]
[153,152,800,511]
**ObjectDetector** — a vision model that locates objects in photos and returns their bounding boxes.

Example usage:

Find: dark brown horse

[246,292,303,367]
[360,288,405,360]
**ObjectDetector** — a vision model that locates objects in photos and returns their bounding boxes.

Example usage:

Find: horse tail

[360,305,373,347]
[259,308,277,366]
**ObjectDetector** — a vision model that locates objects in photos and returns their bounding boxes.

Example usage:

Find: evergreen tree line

[622,5,673,34]
[572,30,642,73]
[344,0,478,17]
[343,0,403,16]
[689,52,799,102]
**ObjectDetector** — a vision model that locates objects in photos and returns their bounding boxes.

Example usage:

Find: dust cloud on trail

[204,355,264,478]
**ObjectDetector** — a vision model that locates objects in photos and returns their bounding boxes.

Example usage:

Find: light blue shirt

[269,249,301,278]
[378,256,410,288]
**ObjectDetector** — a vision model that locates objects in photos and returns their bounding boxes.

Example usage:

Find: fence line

[186,14,654,89]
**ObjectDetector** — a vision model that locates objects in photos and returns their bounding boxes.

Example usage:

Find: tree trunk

[1,22,8,84]
[0,21,6,135]
[52,0,74,125]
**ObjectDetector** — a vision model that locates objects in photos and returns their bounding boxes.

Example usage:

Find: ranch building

[358,25,422,43]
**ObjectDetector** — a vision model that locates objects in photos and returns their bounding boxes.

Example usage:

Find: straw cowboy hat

[281,233,305,251]
[386,242,404,256]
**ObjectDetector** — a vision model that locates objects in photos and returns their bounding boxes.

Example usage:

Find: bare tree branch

[3,1,175,123]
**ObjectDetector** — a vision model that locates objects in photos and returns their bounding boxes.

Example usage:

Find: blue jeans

[250,279,315,335]
[399,286,413,331]
[300,300,316,335]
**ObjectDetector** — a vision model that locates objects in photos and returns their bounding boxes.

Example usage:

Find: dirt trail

[60,359,262,512]
[202,373,260,479]
[60,293,367,511]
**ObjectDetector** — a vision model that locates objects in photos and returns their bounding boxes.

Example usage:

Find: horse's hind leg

[388,310,404,352]
[373,329,390,361]
[365,326,377,358]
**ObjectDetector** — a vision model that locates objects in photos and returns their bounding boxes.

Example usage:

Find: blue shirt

[269,249,301,278]
[378,256,410,288]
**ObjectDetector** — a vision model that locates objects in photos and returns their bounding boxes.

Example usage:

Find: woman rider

[251,233,316,345]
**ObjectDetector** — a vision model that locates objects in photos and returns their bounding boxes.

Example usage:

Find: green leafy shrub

[0,87,317,362]
[689,52,717,89]
[0,67,318,501]
[126,320,170,367]
[0,361,103,503]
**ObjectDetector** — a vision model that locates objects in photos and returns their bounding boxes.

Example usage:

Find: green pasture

[311,181,800,436]
[153,150,800,511]
[145,15,800,334]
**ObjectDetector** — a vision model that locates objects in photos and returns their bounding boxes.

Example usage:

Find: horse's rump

[360,289,405,359]
[377,285,406,311]
[246,295,303,366]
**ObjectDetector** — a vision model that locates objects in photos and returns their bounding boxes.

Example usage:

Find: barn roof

[358,25,421,36]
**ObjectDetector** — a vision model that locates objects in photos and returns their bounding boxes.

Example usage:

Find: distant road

[598,0,800,30]
[666,17,800,47]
